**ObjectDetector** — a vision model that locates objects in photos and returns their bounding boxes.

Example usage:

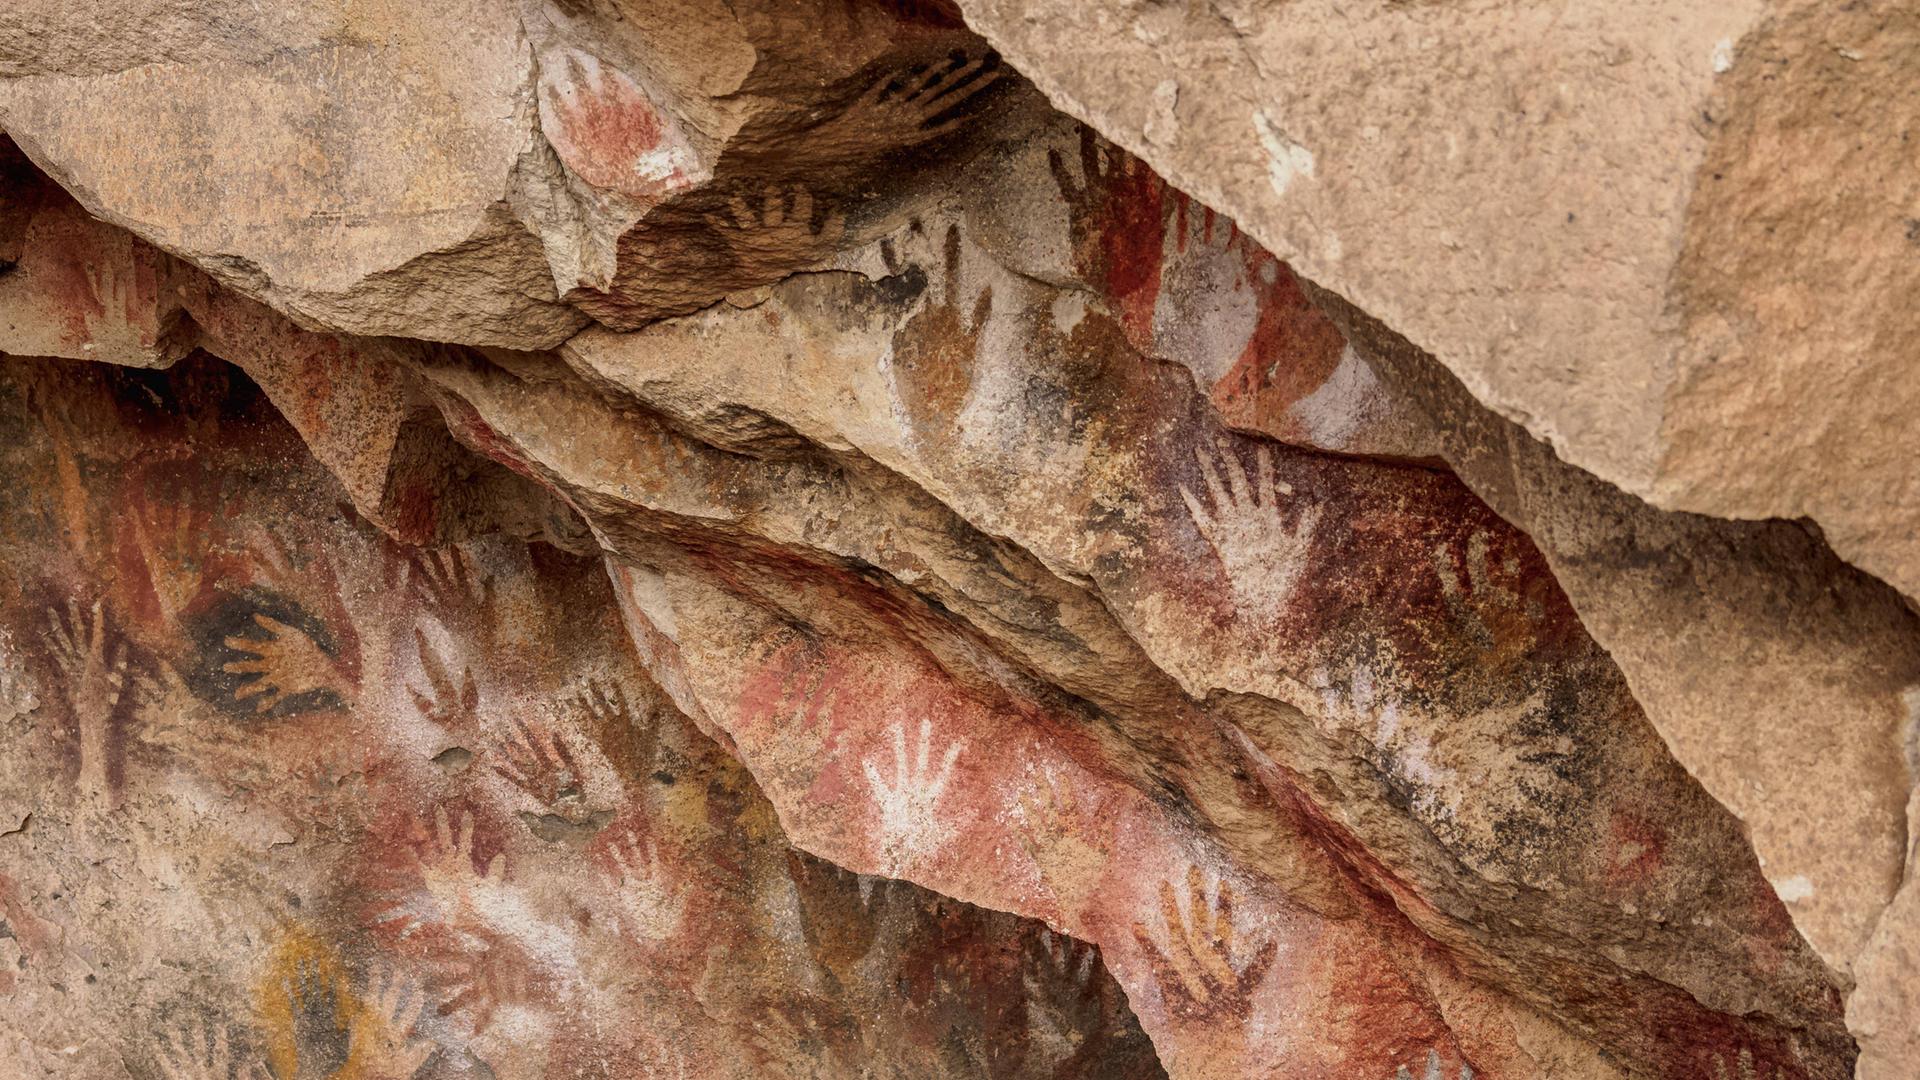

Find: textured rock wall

[0,355,1162,1079]
[0,2,1914,1078]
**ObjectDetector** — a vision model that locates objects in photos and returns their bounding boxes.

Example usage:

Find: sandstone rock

[952,0,1920,607]
[0,0,586,348]
[0,356,1163,1079]
[1328,292,1920,982]
[1326,290,1920,1079]
[0,138,195,370]
[0,2,1914,1078]
[425,173,1847,1078]
[0,0,1036,350]
[1847,782,1920,1079]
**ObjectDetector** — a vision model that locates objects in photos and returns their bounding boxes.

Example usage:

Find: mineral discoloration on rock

[0,1,1912,1077]
[953,0,1920,610]
[0,357,1164,1078]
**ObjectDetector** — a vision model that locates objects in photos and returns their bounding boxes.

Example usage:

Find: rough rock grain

[0,2,1914,1078]
[952,0,1920,607]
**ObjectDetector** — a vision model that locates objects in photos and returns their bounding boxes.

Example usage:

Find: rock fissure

[0,2,1914,1077]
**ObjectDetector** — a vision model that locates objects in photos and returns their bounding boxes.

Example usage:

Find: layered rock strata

[1,2,1915,1077]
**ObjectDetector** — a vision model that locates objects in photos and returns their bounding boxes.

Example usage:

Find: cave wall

[0,2,1914,1078]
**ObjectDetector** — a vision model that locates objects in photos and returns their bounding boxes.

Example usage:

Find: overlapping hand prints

[0,356,1161,1079]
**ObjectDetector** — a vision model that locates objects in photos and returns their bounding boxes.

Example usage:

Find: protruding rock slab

[953,0,1920,607]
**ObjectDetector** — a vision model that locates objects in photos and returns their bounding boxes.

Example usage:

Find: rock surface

[954,0,1920,606]
[0,2,1914,1078]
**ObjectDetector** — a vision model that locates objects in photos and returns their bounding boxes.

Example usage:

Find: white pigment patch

[1051,290,1088,335]
[1289,345,1382,450]
[1253,109,1316,197]
[1712,38,1734,74]
[1773,875,1815,903]
[612,559,679,638]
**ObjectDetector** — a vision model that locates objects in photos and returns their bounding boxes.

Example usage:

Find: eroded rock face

[0,356,1165,1079]
[953,0,1920,608]
[0,2,1913,1078]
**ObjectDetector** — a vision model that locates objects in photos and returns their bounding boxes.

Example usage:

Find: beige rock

[1334,293,1920,970]
[1848,783,1920,1078]
[0,140,194,368]
[0,355,1162,1079]
[0,0,1032,350]
[420,174,1852,1074]
[3,1,1916,1076]
[0,0,588,347]
[953,0,1920,606]
[1334,293,1920,1076]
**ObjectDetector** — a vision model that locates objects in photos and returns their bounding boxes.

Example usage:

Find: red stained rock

[0,4,1908,1077]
